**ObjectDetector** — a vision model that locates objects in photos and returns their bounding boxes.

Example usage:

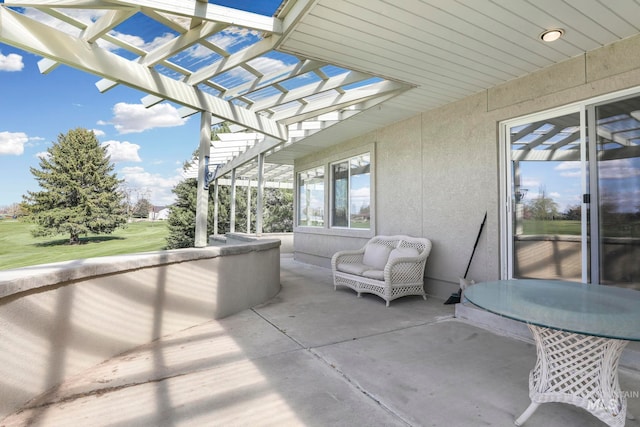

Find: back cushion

[388,246,420,263]
[363,243,392,270]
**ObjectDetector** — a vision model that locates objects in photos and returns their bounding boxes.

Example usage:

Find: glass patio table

[464,279,640,427]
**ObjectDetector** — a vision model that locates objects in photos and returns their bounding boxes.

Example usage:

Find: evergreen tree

[264,188,293,232]
[167,178,219,249]
[133,197,154,218]
[24,128,127,244]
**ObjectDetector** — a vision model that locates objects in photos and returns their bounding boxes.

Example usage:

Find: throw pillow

[363,243,392,270]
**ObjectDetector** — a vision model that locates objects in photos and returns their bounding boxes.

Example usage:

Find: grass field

[522,219,581,235]
[0,219,169,270]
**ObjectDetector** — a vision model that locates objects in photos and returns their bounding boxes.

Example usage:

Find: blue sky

[0,0,283,208]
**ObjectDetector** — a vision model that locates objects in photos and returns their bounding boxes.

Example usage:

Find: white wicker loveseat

[331,235,432,306]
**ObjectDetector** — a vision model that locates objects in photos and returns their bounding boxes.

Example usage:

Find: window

[331,153,370,229]
[297,166,325,227]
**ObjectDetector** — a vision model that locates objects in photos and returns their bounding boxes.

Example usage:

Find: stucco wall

[293,33,640,299]
[0,241,281,420]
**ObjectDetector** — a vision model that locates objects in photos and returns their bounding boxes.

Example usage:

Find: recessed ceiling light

[540,29,564,42]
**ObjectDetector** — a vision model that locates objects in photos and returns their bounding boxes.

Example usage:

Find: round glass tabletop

[464,279,640,341]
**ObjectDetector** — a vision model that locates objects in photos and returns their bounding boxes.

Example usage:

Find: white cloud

[102,140,142,163]
[109,31,176,52]
[92,129,106,137]
[108,102,188,134]
[521,177,540,188]
[0,52,24,72]
[598,158,640,179]
[23,8,104,38]
[208,27,258,51]
[187,44,217,59]
[19,8,173,54]
[119,166,181,205]
[0,131,28,155]
[247,56,287,74]
[555,161,582,178]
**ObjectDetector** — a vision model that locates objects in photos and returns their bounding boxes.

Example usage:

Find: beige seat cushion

[337,263,368,275]
[362,269,385,280]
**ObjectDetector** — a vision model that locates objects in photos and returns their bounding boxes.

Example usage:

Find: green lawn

[522,219,581,235]
[0,219,169,270]
[522,219,640,237]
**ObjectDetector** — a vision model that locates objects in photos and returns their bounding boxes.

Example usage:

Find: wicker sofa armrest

[331,248,365,270]
[385,256,428,283]
[384,239,432,283]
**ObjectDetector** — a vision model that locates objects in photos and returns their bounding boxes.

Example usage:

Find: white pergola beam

[224,59,324,100]
[0,7,287,141]
[96,19,227,92]
[6,0,282,33]
[5,0,121,8]
[82,9,136,42]
[185,36,279,86]
[141,21,228,67]
[273,81,406,124]
[217,90,403,178]
[103,0,282,34]
[250,70,371,113]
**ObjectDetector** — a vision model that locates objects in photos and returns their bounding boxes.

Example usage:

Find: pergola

[0,0,409,245]
[2,0,640,246]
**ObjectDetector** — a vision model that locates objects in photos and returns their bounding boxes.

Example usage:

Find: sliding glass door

[592,95,640,290]
[507,109,586,282]
[504,92,640,289]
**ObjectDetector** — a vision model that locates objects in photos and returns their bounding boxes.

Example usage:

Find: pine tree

[264,187,293,232]
[24,128,127,244]
[166,179,204,249]
[133,197,154,218]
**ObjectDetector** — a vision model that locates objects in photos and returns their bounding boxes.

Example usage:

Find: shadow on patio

[3,255,639,427]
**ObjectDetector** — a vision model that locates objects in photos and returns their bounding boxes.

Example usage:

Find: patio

[2,255,638,427]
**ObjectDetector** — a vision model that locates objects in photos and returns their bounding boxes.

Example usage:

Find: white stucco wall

[0,241,281,420]
[294,33,640,300]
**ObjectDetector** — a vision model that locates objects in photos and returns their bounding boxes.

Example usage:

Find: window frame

[296,165,326,228]
[294,144,375,238]
[330,152,371,230]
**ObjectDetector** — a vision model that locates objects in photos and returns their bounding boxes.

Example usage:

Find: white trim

[579,106,588,283]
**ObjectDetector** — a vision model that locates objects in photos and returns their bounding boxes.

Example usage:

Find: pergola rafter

[0,0,412,243]
[0,5,288,140]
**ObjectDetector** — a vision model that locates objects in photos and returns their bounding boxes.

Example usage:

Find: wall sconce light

[540,29,564,42]
[204,156,220,190]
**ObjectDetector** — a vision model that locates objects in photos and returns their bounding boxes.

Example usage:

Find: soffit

[268,0,640,163]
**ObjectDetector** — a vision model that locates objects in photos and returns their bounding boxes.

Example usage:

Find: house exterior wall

[294,33,640,300]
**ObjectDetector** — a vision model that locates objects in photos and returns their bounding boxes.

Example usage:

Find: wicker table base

[515,325,629,427]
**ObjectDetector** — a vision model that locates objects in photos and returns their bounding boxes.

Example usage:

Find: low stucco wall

[224,232,294,253]
[0,240,281,420]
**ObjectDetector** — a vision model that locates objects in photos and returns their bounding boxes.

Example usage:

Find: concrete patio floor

[2,255,639,427]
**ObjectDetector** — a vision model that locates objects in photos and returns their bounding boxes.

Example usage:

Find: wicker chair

[331,235,432,306]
